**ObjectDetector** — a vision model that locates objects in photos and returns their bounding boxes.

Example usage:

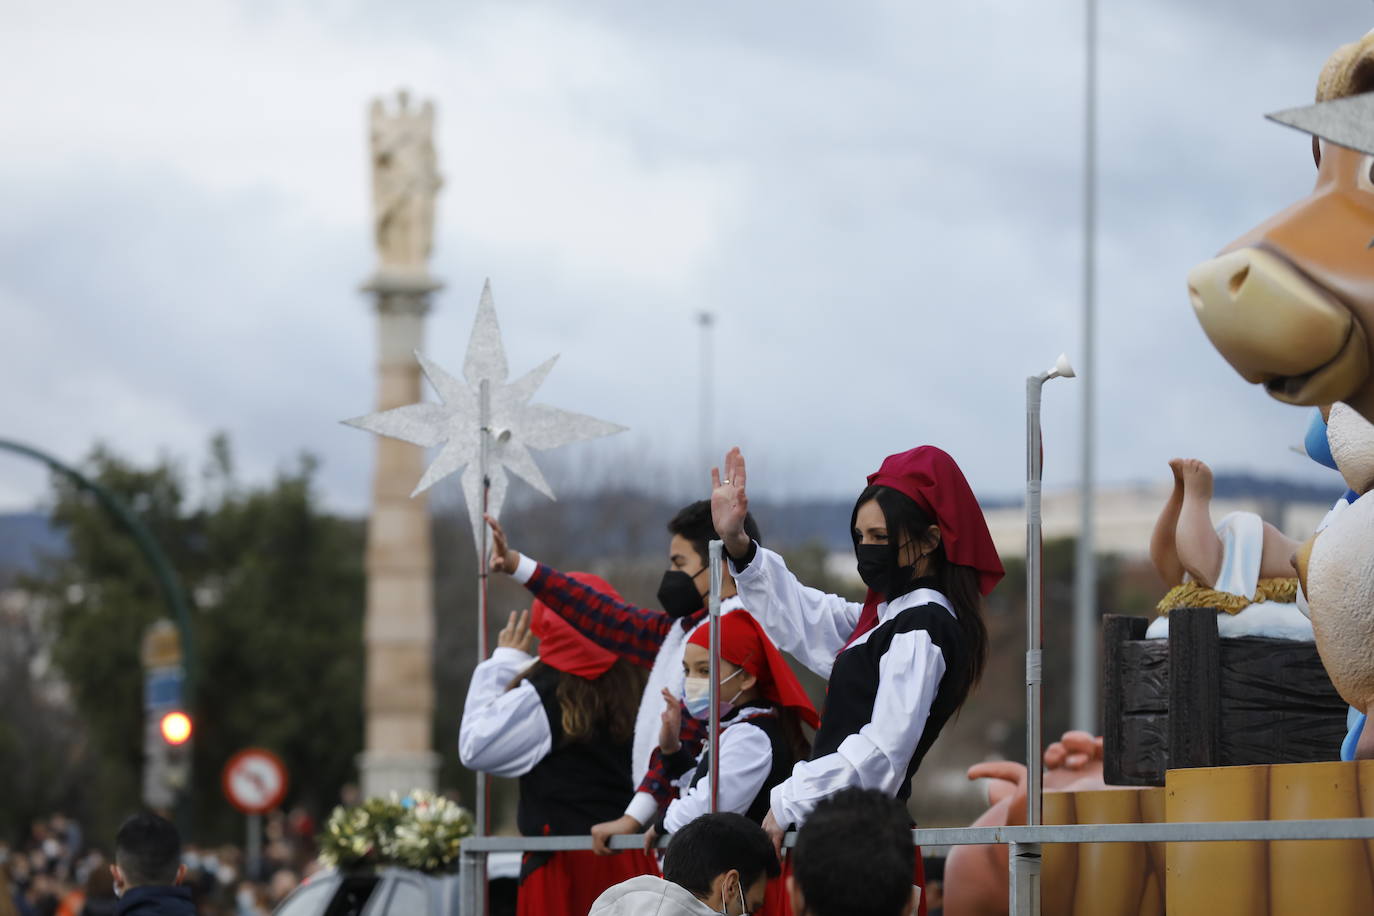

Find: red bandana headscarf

[844,445,1004,650]
[531,572,619,680]
[688,610,820,729]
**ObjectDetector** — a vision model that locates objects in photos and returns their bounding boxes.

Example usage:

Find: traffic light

[142,621,191,809]
[160,711,193,745]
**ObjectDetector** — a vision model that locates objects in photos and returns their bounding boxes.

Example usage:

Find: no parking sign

[222,748,289,814]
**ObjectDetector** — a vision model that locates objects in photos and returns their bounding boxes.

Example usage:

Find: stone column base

[357,750,442,798]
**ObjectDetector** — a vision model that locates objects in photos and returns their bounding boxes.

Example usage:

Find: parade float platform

[1101,608,1348,787]
[1036,760,1374,915]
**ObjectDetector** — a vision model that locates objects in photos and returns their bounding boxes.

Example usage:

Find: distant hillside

[1,469,1339,580]
[1206,471,1345,504]
[0,512,66,586]
[982,471,1341,512]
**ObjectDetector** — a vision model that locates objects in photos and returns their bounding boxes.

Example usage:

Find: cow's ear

[1314,135,1322,169]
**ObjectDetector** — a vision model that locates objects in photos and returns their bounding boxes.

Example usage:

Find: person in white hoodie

[590,813,778,916]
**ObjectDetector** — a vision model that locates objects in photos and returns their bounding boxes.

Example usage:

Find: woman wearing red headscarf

[459,573,659,916]
[710,446,1004,916]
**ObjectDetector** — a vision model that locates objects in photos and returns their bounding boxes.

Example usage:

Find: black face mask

[855,544,917,599]
[657,569,705,619]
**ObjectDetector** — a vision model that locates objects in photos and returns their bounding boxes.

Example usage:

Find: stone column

[356,89,444,796]
[357,276,442,797]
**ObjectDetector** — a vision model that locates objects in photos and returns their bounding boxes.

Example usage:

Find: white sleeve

[730,544,863,678]
[512,553,539,585]
[458,647,552,778]
[623,793,659,828]
[769,629,945,827]
[662,722,774,833]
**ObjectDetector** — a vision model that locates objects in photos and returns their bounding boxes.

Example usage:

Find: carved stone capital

[363,270,442,317]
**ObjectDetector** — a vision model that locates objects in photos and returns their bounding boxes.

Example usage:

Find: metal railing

[456,817,1374,916]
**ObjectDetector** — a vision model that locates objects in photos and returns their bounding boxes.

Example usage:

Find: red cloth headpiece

[531,572,619,680]
[866,445,1004,596]
[688,610,820,729]
[843,446,1004,652]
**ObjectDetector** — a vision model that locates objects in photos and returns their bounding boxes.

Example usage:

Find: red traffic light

[160,711,192,745]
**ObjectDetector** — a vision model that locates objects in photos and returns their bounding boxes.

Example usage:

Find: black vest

[516,666,636,837]
[811,595,969,801]
[686,703,795,824]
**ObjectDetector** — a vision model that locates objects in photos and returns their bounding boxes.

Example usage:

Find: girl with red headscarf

[651,609,819,916]
[459,573,659,916]
[710,446,1005,916]
[655,610,819,833]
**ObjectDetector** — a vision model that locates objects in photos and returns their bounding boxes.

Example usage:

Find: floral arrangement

[318,790,475,874]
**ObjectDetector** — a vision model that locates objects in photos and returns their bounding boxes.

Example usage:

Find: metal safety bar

[456,818,1374,915]
[459,818,1374,853]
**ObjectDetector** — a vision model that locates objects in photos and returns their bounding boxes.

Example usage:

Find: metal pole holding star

[344,279,626,899]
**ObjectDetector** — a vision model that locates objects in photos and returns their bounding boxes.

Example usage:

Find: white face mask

[682,667,744,721]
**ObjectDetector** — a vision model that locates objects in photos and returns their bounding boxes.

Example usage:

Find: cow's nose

[1187,260,1251,312]
[1188,247,1357,382]
[1225,262,1249,298]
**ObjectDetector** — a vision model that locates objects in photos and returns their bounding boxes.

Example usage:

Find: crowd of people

[1,809,319,916]
[6,794,941,916]
[461,444,998,916]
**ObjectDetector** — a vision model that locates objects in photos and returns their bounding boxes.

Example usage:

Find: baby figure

[1146,458,1313,640]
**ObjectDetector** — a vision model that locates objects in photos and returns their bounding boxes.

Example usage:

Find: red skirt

[516,849,659,916]
[758,852,792,916]
[914,845,927,916]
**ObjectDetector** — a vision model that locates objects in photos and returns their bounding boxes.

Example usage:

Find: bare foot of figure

[1175,458,1223,588]
[1149,460,1187,586]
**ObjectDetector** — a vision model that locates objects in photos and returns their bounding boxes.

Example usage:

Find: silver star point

[344,279,627,545]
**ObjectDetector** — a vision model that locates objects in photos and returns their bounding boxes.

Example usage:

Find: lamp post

[698,311,715,481]
[1014,354,1076,915]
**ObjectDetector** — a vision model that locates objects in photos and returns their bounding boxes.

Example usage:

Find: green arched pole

[0,438,197,705]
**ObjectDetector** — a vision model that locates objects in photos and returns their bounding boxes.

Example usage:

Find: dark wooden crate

[1102,607,1349,787]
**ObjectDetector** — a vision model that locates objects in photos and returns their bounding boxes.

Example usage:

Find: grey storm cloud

[0,0,1367,516]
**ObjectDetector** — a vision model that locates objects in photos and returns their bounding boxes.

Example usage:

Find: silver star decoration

[344,279,627,547]
[1267,91,1374,156]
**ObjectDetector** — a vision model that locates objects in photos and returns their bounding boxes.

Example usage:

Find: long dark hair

[850,484,988,695]
[508,659,647,743]
[779,706,813,764]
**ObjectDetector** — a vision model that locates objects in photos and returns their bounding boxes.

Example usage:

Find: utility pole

[698,311,715,479]
[1072,0,1100,733]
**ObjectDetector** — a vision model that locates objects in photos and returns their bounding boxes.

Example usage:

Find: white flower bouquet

[318,790,475,874]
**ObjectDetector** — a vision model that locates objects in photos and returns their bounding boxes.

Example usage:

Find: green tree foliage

[0,593,96,841]
[21,436,364,843]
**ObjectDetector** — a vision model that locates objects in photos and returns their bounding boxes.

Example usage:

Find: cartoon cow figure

[1189,36,1374,420]
[1189,32,1374,759]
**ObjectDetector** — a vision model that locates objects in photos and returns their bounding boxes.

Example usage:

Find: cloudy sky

[2,0,1369,518]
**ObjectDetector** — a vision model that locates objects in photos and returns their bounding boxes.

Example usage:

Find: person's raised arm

[711,448,863,677]
[711,448,755,561]
[457,610,551,778]
[485,514,672,668]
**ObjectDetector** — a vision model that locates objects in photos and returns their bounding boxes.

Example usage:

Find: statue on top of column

[369,90,443,280]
